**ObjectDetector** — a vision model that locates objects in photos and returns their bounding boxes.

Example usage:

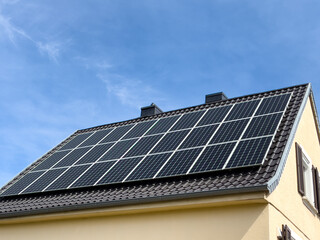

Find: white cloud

[37,41,61,62]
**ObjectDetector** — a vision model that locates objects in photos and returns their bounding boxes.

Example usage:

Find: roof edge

[0,185,268,219]
[267,83,311,193]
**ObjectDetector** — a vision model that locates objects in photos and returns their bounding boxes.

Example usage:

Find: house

[0,83,319,239]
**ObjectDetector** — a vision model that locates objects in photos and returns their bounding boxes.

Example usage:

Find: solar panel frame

[78,128,114,147]
[59,132,93,151]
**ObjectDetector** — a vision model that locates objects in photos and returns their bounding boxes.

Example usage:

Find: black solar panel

[53,147,91,168]
[97,157,142,184]
[126,153,172,181]
[45,165,90,191]
[226,136,272,168]
[125,134,163,157]
[226,100,260,121]
[156,148,203,177]
[255,94,290,115]
[151,130,190,153]
[243,113,282,138]
[122,120,156,139]
[179,125,218,149]
[197,105,232,126]
[23,168,66,193]
[0,91,292,197]
[171,111,205,131]
[210,119,249,144]
[79,129,113,147]
[190,142,236,173]
[98,139,137,161]
[100,125,134,143]
[75,143,114,165]
[60,132,92,150]
[33,150,71,171]
[2,171,44,196]
[146,116,180,135]
[71,161,116,188]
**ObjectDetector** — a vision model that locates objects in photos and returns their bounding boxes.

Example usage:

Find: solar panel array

[1,93,292,197]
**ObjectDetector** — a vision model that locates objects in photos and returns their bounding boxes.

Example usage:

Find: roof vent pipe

[141,103,163,117]
[205,92,228,104]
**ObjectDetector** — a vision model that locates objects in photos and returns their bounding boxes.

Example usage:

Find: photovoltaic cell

[126,153,172,181]
[23,168,66,193]
[1,171,45,196]
[75,143,114,165]
[197,105,232,126]
[190,142,236,173]
[151,130,190,153]
[53,147,91,168]
[179,125,218,149]
[170,111,205,131]
[45,165,90,191]
[60,132,92,150]
[71,161,116,188]
[210,119,249,144]
[32,150,71,171]
[226,100,260,121]
[122,120,156,139]
[156,148,203,177]
[243,113,282,139]
[125,134,163,157]
[98,139,137,161]
[79,129,113,147]
[255,94,290,116]
[146,115,180,135]
[97,157,142,184]
[226,136,272,168]
[100,125,134,143]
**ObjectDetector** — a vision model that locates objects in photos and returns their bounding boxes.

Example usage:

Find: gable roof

[0,83,311,218]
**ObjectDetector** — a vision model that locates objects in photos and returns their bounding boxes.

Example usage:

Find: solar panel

[100,125,134,143]
[53,147,91,168]
[97,157,142,184]
[197,105,232,126]
[226,136,273,168]
[60,132,92,150]
[156,148,203,177]
[75,143,114,165]
[189,142,236,173]
[125,134,163,157]
[79,129,113,147]
[71,161,116,188]
[226,100,260,121]
[126,153,172,181]
[210,119,249,144]
[146,116,180,135]
[179,125,218,149]
[98,139,138,161]
[45,165,90,191]
[170,111,205,131]
[33,150,71,171]
[151,130,190,153]
[0,92,292,197]
[122,120,156,139]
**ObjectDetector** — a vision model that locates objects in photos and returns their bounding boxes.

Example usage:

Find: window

[295,143,320,214]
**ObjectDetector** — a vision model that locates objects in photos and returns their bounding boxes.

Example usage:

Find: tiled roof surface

[0,84,308,218]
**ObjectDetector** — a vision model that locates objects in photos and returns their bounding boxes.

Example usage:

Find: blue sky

[1,0,320,187]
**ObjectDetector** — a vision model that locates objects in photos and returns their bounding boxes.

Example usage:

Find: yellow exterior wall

[267,97,320,239]
[0,203,269,240]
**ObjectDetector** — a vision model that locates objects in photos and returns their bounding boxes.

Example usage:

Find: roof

[0,83,311,219]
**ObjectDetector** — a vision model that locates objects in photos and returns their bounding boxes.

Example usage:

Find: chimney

[205,92,228,104]
[141,103,163,117]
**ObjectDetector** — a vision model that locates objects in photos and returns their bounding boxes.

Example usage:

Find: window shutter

[312,167,320,214]
[281,224,291,240]
[296,143,305,195]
